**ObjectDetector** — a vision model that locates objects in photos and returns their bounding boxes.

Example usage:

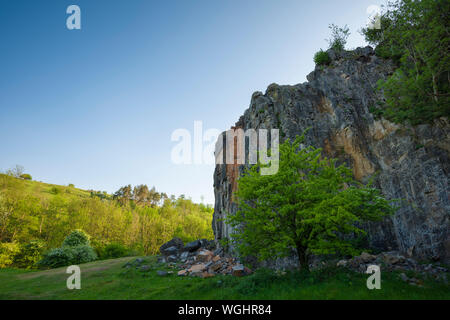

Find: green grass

[0,257,448,300]
[1,173,93,200]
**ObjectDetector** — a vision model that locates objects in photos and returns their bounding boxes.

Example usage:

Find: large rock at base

[183,240,201,252]
[188,263,206,273]
[232,264,245,277]
[360,252,377,263]
[178,270,188,277]
[160,238,184,256]
[196,250,214,262]
[383,252,406,265]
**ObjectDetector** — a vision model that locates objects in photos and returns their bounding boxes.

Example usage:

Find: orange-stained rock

[177,270,187,276]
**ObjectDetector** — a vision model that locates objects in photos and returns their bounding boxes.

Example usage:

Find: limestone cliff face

[213,47,450,265]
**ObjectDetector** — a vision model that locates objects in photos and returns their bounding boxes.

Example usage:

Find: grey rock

[337,260,348,267]
[163,246,179,256]
[232,264,245,277]
[157,270,168,277]
[183,240,201,252]
[160,238,184,255]
[213,248,224,256]
[199,239,210,248]
[140,265,151,272]
[167,255,178,263]
[212,46,450,267]
[180,251,189,260]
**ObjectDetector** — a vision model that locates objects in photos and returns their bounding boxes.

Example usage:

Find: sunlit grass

[0,256,448,300]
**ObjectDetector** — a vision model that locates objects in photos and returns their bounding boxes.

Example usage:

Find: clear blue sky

[0,0,384,204]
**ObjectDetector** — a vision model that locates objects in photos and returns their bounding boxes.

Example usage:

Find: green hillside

[0,174,213,269]
[4,175,92,200]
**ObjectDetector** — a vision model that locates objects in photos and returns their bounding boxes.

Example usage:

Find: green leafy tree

[13,240,45,269]
[361,0,450,124]
[0,242,20,268]
[20,174,32,181]
[62,229,90,247]
[6,165,25,178]
[113,185,133,206]
[227,134,395,271]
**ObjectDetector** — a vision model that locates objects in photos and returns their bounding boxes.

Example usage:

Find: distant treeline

[0,174,213,268]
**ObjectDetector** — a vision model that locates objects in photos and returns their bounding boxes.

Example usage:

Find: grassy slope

[1,173,93,200]
[0,256,448,300]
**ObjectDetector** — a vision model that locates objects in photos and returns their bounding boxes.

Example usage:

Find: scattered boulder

[140,265,151,272]
[184,240,201,252]
[383,252,405,265]
[213,248,224,257]
[158,239,256,278]
[360,252,376,263]
[178,270,187,276]
[334,251,448,284]
[166,255,178,263]
[159,238,184,256]
[232,265,245,277]
[210,262,223,272]
[180,251,189,261]
[196,250,214,262]
[189,263,206,273]
[162,246,179,256]
[400,273,409,282]
[123,258,144,268]
[337,260,348,267]
[157,270,168,277]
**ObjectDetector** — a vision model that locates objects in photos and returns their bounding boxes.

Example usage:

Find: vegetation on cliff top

[313,0,449,125]
[363,0,449,125]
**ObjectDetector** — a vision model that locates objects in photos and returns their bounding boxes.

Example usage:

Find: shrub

[14,240,45,269]
[20,174,32,180]
[98,243,131,259]
[62,230,90,247]
[70,245,97,264]
[0,242,21,268]
[38,245,97,268]
[50,186,62,195]
[314,49,331,66]
[327,24,350,51]
[37,247,74,268]
[38,230,97,268]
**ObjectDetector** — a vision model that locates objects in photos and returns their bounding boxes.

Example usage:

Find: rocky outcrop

[213,47,450,265]
[156,238,252,278]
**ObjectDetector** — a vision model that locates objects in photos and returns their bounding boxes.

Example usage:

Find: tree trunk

[432,73,439,103]
[296,245,309,272]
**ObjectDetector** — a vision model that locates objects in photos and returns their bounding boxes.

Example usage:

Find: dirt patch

[18,257,135,280]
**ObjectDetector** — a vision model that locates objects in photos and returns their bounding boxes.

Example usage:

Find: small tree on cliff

[226,134,395,272]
